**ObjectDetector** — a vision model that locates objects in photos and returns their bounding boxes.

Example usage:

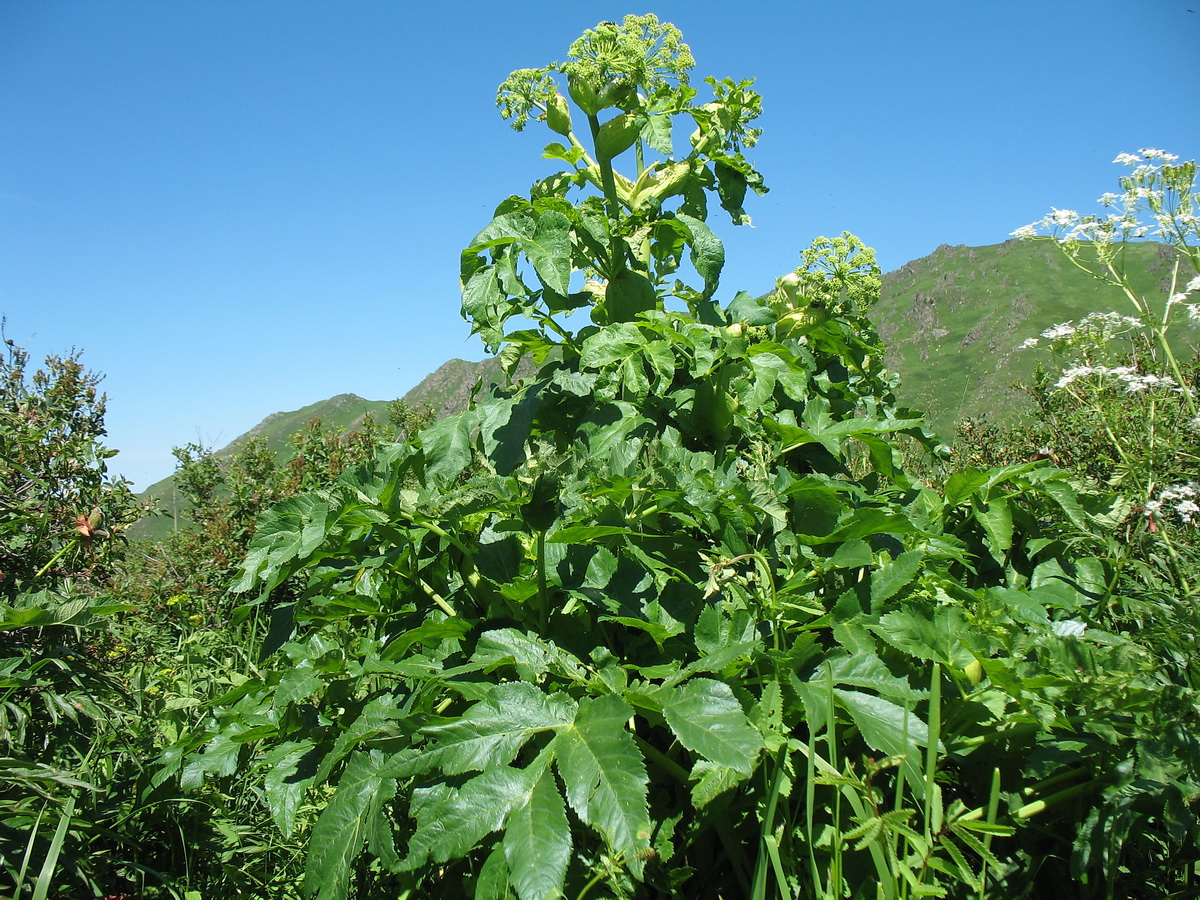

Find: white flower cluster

[1053,364,1179,393]
[1153,483,1200,524]
[1116,149,1181,164]
[1042,323,1076,341]
[1019,312,1144,351]
[1174,275,1200,321]
[1011,210,1152,244]
[1121,371,1180,393]
[1012,149,1192,245]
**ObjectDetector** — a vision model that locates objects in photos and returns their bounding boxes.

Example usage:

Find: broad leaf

[401,765,538,871]
[553,694,651,858]
[834,689,935,795]
[304,751,395,900]
[662,678,763,775]
[526,210,572,295]
[676,213,724,297]
[424,682,576,775]
[504,765,571,900]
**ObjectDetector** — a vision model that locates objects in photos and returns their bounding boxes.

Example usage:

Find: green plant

[0,337,163,896]
[159,29,1200,900]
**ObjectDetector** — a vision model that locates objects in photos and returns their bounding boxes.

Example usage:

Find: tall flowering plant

[1009,148,1199,591]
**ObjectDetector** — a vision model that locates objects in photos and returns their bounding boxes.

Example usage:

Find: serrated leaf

[263,740,317,836]
[640,113,672,155]
[690,760,744,807]
[675,213,724,297]
[834,689,936,796]
[180,733,241,790]
[401,765,537,871]
[235,493,332,592]
[476,844,514,900]
[973,496,1012,559]
[304,751,394,900]
[273,666,322,710]
[726,290,777,326]
[662,678,763,775]
[526,210,571,295]
[943,469,991,507]
[831,538,873,569]
[419,412,477,488]
[553,694,650,858]
[821,651,927,703]
[874,606,975,668]
[503,766,571,900]
[990,586,1050,625]
[871,550,925,606]
[424,682,576,775]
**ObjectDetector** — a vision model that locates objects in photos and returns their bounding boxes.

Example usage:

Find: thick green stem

[586,112,628,275]
[34,539,76,580]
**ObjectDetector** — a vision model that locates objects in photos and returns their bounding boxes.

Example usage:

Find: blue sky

[3,0,1198,490]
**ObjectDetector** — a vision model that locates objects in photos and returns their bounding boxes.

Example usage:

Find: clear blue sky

[3,0,1198,490]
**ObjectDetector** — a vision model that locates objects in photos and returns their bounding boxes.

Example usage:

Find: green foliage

[0,338,162,897]
[153,23,1200,900]
[0,337,141,597]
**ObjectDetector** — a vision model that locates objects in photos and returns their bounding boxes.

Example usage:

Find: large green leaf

[662,677,763,775]
[871,550,925,606]
[235,493,332,592]
[263,740,317,836]
[972,495,1013,561]
[874,606,975,669]
[503,765,572,900]
[419,410,477,488]
[526,210,572,295]
[424,682,576,775]
[675,213,724,297]
[834,688,935,796]
[553,694,650,858]
[401,765,539,871]
[304,751,395,900]
[822,651,927,704]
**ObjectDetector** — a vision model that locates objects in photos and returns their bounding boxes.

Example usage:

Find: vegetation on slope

[872,238,1192,432]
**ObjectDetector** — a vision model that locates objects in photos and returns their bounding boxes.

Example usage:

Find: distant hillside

[133,358,530,538]
[399,354,536,420]
[871,239,1191,433]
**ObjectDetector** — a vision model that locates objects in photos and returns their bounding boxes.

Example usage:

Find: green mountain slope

[871,239,1189,433]
[133,358,530,538]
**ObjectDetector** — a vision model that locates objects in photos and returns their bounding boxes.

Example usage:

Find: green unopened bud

[567,73,601,116]
[546,93,571,136]
[775,301,829,339]
[963,659,983,686]
[595,112,645,162]
[596,77,635,111]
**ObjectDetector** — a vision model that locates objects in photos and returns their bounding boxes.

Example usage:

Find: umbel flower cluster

[1146,482,1200,524]
[1012,148,1197,246]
